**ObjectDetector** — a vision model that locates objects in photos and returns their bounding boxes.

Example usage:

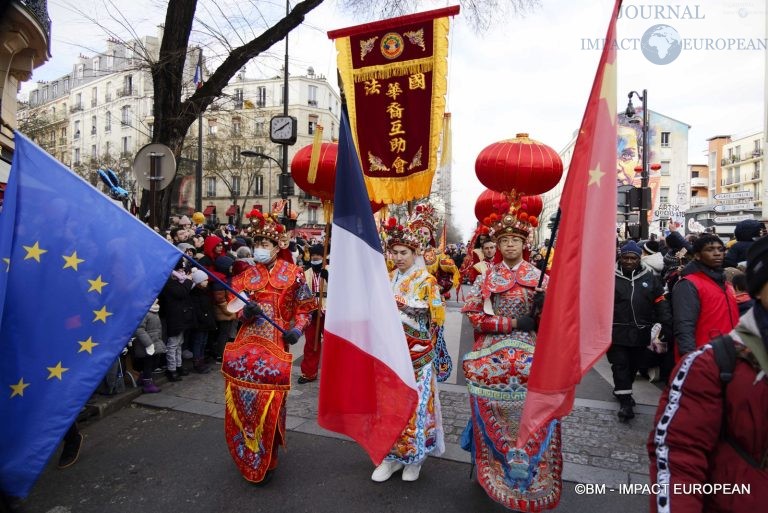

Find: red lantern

[290,142,338,201]
[475,133,563,196]
[519,194,543,217]
[474,188,511,224]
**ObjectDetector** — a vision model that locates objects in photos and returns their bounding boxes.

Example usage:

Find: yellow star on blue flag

[0,133,182,498]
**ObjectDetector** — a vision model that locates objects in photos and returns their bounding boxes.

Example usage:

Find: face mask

[253,248,273,263]
[310,259,323,266]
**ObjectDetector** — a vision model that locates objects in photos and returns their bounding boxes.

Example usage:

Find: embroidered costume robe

[222,259,316,483]
[461,260,562,512]
[383,264,446,464]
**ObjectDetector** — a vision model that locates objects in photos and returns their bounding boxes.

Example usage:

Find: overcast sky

[24,0,767,238]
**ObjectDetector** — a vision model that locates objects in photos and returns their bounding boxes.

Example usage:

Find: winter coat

[724,219,762,268]
[190,287,217,331]
[158,277,194,337]
[133,310,165,358]
[648,306,768,513]
[672,261,739,356]
[641,252,664,276]
[612,263,672,347]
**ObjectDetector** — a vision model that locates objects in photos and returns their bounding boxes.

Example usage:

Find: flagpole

[179,253,287,334]
[195,47,203,213]
[537,207,561,290]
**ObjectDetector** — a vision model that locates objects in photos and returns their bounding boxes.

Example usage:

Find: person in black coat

[189,268,217,373]
[610,241,673,422]
[158,258,194,381]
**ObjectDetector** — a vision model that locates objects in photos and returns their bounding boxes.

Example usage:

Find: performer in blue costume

[461,211,561,512]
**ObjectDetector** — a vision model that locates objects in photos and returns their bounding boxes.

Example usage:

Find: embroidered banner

[328,6,459,204]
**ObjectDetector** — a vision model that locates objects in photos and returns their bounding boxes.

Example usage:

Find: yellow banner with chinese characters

[328,6,459,205]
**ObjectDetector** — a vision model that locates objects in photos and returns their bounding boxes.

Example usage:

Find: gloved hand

[243,301,263,320]
[515,316,536,332]
[532,291,546,314]
[282,328,302,345]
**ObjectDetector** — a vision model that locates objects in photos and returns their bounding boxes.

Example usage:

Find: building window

[232,145,241,164]
[105,111,112,131]
[308,85,318,106]
[308,206,318,223]
[75,93,82,108]
[660,160,670,176]
[91,144,97,159]
[123,75,133,96]
[63,77,70,91]
[691,170,699,178]
[234,88,243,109]
[105,82,112,102]
[232,118,241,136]
[206,176,216,197]
[660,132,670,147]
[91,87,97,107]
[207,149,218,166]
[93,57,100,73]
[308,120,316,135]
[148,123,154,138]
[107,51,114,69]
[121,106,131,126]
[52,83,58,96]
[659,187,669,204]
[122,136,130,154]
[257,86,266,107]
[255,120,265,136]
[255,175,264,196]
[754,161,761,180]
[77,65,84,79]
[207,119,217,136]
[74,121,81,139]
[232,175,241,196]
[91,116,97,135]
[74,148,81,165]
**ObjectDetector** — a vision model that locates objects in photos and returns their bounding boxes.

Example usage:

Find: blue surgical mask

[253,248,273,263]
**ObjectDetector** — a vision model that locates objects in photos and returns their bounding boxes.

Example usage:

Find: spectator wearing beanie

[158,259,194,381]
[672,233,739,358]
[641,240,663,276]
[724,219,763,268]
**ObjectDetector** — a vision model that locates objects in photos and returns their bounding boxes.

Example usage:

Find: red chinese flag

[516,0,621,447]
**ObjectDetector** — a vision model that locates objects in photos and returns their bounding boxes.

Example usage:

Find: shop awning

[203,205,216,216]
[225,204,239,216]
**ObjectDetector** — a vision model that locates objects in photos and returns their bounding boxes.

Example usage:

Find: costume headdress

[407,202,438,236]
[245,208,285,242]
[486,208,538,242]
[384,217,422,251]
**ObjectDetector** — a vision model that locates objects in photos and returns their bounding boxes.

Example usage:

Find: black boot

[617,395,635,422]
[166,370,182,382]
[177,364,190,377]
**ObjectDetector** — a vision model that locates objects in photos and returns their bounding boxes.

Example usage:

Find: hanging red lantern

[474,188,511,224]
[475,133,563,196]
[290,142,338,201]
[519,194,543,217]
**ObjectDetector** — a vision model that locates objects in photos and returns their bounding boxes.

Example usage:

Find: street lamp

[626,89,650,239]
[241,150,283,220]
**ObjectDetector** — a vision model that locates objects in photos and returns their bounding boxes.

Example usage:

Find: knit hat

[235,246,253,259]
[692,233,724,254]
[746,236,768,297]
[642,240,659,255]
[620,241,642,256]
[176,242,195,254]
[309,244,324,257]
[214,255,235,274]
[190,268,209,286]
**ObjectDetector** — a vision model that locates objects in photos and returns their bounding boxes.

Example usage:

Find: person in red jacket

[672,234,739,358]
[648,235,768,513]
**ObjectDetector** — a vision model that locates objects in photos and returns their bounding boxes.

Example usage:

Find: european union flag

[0,134,181,498]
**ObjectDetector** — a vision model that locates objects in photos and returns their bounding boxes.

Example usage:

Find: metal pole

[281,0,290,216]
[267,160,272,212]
[195,48,203,212]
[640,89,650,240]
[149,152,161,228]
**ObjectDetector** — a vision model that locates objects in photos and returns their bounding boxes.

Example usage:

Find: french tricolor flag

[318,111,418,464]
[193,63,203,89]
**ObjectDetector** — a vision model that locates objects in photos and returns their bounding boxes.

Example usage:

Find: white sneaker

[401,462,423,481]
[371,460,404,482]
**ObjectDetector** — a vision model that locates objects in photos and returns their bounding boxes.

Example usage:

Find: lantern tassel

[322,199,334,225]
[308,125,325,184]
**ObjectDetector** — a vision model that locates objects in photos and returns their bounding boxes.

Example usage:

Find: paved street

[23,299,662,512]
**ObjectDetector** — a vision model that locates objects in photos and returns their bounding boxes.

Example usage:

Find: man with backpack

[648,236,768,512]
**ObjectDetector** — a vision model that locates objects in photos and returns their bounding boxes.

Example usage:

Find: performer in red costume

[221,211,316,485]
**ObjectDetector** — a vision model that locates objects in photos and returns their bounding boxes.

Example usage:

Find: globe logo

[641,24,682,65]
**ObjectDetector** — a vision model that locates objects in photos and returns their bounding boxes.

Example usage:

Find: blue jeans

[191,330,209,360]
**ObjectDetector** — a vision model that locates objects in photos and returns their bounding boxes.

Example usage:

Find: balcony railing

[690,177,708,187]
[20,0,51,47]
[299,192,321,202]
[105,94,112,102]
[308,99,318,106]
[69,105,83,113]
[120,151,132,159]
[91,99,97,107]
[690,197,707,206]
[117,88,133,98]
[256,100,266,108]
[90,127,96,135]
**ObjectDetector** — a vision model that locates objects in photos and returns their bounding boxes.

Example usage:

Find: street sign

[713,202,755,213]
[714,191,754,201]
[714,214,754,224]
